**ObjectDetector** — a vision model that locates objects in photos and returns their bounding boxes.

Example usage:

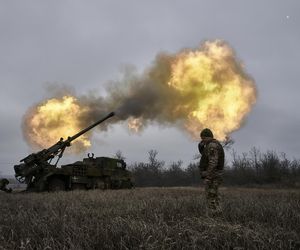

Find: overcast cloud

[0,0,299,175]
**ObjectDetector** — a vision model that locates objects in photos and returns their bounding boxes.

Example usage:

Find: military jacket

[199,139,224,179]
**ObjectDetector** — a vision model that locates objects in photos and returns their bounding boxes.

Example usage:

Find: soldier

[198,128,224,215]
[0,178,12,193]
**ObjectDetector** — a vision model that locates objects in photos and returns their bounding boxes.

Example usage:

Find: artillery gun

[13,112,133,192]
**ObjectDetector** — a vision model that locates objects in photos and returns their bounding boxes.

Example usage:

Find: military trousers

[204,178,222,212]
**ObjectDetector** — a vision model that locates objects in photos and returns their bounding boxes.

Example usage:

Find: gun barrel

[69,112,115,142]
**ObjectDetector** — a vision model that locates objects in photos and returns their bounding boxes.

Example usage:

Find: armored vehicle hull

[13,112,134,192]
[21,156,133,192]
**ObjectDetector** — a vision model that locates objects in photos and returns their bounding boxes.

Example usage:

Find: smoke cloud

[23,40,257,150]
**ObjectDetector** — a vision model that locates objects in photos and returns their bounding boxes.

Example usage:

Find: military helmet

[200,128,214,138]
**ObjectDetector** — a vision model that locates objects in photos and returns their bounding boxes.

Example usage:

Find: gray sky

[0,0,299,175]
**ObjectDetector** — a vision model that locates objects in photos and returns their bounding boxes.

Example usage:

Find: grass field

[0,187,299,249]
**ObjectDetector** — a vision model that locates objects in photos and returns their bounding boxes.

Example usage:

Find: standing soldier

[198,128,224,215]
[0,178,12,193]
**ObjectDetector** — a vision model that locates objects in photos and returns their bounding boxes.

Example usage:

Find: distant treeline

[126,148,300,188]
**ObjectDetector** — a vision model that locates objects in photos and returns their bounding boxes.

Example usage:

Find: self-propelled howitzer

[14,112,133,192]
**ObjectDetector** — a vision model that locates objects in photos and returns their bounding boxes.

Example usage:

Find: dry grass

[0,187,299,249]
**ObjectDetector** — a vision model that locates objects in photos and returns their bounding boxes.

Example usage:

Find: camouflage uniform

[199,133,224,214]
[0,178,12,193]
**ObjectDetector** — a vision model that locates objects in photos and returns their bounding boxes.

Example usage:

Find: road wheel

[48,178,66,192]
[95,179,105,190]
[104,177,111,189]
[72,183,86,190]
[120,180,133,189]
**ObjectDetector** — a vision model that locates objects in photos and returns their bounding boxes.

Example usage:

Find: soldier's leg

[204,179,220,212]
[212,179,221,212]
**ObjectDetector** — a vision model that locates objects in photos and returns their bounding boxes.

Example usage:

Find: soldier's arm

[198,142,205,155]
[206,142,219,179]
[198,142,205,172]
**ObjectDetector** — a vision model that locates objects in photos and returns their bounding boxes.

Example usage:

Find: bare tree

[148,149,164,170]
[114,150,126,161]
[249,147,261,174]
[222,136,235,150]
[193,153,201,160]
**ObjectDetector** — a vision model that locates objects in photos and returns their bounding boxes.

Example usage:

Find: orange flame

[24,96,91,151]
[168,40,256,140]
[127,117,143,133]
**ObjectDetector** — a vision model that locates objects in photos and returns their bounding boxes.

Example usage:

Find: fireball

[168,40,256,140]
[24,96,91,151]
